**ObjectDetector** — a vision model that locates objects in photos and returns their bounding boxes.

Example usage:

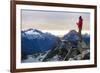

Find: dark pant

[79,28,82,42]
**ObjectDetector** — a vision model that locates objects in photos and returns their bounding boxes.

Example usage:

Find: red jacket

[77,17,83,30]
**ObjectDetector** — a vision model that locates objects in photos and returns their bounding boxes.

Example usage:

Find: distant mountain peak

[63,30,79,42]
[24,28,43,34]
[67,30,78,35]
[26,28,34,31]
[21,29,43,39]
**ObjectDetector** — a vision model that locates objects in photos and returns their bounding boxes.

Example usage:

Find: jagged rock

[42,36,90,61]
[82,52,90,59]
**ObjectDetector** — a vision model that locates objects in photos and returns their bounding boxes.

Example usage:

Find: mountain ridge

[21,29,90,61]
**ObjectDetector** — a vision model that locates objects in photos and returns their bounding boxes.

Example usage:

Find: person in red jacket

[76,16,83,41]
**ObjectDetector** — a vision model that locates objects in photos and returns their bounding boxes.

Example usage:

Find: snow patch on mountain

[21,28,59,60]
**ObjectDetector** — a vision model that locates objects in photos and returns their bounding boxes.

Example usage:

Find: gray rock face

[41,30,90,61]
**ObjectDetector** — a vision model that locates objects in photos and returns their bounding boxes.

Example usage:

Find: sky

[21,9,90,35]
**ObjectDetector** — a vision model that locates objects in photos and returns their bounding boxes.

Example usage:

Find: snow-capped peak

[24,28,42,35]
[25,29,40,35]
[22,28,44,39]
